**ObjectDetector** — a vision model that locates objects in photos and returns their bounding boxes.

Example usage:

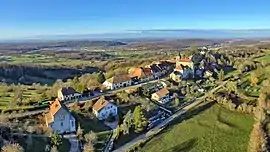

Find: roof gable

[49,100,70,116]
[59,87,78,96]
[92,96,110,112]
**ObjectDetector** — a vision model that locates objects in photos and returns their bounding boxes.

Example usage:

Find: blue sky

[0,0,270,39]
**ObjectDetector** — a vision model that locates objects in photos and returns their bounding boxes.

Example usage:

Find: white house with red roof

[92,97,118,120]
[151,88,171,104]
[45,100,76,134]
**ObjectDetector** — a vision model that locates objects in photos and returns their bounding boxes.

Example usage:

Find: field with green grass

[0,84,50,111]
[0,54,92,67]
[141,103,253,152]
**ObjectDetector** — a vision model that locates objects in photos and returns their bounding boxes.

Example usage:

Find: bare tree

[2,143,24,152]
[50,146,59,152]
[83,143,95,152]
[84,131,98,145]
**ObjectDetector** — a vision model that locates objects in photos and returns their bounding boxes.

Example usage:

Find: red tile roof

[178,58,192,62]
[92,96,109,112]
[154,88,169,98]
[175,65,183,71]
[129,67,153,78]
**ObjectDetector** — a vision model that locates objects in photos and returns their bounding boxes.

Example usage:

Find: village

[0,46,233,152]
[36,46,229,152]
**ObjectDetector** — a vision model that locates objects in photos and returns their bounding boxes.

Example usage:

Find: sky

[0,0,270,39]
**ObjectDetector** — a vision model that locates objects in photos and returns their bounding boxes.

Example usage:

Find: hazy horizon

[1,0,270,40]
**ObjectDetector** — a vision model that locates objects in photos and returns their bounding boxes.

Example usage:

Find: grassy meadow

[0,54,92,67]
[141,103,253,152]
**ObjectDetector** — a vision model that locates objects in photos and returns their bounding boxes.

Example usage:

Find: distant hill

[0,40,127,54]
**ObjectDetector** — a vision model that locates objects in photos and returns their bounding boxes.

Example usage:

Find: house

[151,88,171,104]
[103,74,132,90]
[173,65,194,79]
[158,61,175,73]
[57,87,82,101]
[45,100,76,134]
[129,67,154,82]
[146,64,163,79]
[92,97,118,120]
[176,58,194,69]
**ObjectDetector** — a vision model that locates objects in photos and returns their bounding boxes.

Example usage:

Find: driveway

[64,134,81,152]
[104,117,119,129]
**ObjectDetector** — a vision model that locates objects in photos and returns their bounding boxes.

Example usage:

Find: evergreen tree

[97,72,106,84]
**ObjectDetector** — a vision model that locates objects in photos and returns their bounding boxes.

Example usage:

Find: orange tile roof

[166,59,177,63]
[129,68,143,78]
[143,68,153,77]
[46,99,70,124]
[175,65,183,71]
[46,113,53,124]
[154,88,169,98]
[92,96,109,112]
[50,100,62,116]
[129,67,153,78]
[178,58,192,62]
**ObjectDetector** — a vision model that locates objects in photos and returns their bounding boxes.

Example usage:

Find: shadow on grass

[166,138,198,152]
[169,101,215,127]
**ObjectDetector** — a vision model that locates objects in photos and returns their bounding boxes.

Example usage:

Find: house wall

[141,75,154,82]
[103,81,113,90]
[57,91,64,101]
[112,81,132,90]
[58,91,82,101]
[151,94,159,101]
[49,108,76,134]
[94,103,118,120]
[151,94,170,104]
[153,72,161,78]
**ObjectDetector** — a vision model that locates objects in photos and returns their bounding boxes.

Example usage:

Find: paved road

[103,130,115,152]
[113,81,227,152]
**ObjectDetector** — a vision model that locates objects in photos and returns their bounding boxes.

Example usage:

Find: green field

[141,103,253,152]
[0,54,92,67]
[0,84,50,110]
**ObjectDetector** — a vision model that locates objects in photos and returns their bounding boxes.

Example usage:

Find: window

[61,122,63,127]
[60,114,65,120]
[71,121,74,127]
